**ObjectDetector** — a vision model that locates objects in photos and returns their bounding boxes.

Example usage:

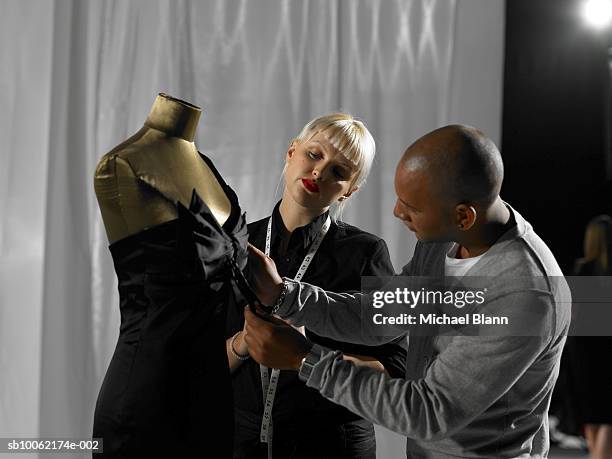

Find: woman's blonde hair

[583,215,612,272]
[292,113,376,220]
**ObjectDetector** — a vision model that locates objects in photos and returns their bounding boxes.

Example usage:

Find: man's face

[393,163,454,242]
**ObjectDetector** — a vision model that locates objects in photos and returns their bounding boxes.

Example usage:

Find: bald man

[245,125,571,459]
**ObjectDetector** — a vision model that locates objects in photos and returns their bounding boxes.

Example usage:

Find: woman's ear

[339,187,359,201]
[286,140,298,161]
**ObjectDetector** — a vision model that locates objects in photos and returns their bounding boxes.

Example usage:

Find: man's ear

[455,204,477,230]
[286,140,298,161]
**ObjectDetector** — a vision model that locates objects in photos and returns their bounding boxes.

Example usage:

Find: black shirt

[227,202,406,435]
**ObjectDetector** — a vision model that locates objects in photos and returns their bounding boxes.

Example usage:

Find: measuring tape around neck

[259,213,331,457]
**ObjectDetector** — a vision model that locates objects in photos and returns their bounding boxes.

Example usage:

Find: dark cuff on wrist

[298,343,325,382]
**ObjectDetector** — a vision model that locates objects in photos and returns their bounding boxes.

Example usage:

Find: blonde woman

[226,114,406,458]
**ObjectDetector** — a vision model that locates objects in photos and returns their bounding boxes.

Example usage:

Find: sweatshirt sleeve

[300,290,555,440]
[278,278,399,346]
[359,239,407,377]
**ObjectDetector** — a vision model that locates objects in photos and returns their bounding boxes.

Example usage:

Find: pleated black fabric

[94,162,249,458]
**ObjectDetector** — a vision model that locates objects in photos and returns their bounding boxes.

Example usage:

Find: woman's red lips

[302,179,319,192]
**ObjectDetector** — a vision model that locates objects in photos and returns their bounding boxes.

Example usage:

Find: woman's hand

[342,354,386,374]
[226,313,250,372]
[234,320,249,356]
[247,244,284,306]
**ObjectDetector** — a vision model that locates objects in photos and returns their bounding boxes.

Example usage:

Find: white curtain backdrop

[0,1,504,457]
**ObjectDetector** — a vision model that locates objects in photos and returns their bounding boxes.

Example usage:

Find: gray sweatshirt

[277,205,571,458]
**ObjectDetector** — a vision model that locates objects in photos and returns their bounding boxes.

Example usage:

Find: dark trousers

[233,410,376,459]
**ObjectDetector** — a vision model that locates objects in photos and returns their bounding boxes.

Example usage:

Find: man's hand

[243,306,312,370]
[247,244,284,306]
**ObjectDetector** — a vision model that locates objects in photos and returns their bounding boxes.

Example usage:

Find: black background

[502,0,612,272]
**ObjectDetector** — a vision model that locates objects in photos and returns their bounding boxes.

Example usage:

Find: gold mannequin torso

[94,94,231,244]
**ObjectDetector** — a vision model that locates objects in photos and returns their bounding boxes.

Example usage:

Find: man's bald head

[400,125,503,208]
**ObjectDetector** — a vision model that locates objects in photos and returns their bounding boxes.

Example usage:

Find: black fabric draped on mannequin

[93,164,251,458]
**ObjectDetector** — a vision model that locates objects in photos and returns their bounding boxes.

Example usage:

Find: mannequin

[94,93,231,242]
[93,94,244,458]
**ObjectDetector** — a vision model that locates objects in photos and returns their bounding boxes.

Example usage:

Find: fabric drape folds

[0,1,504,457]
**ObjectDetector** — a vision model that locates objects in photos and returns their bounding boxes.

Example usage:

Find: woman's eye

[307,151,320,159]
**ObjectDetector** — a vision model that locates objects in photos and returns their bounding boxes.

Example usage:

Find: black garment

[561,261,612,425]
[93,156,248,458]
[233,413,376,459]
[227,202,407,458]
